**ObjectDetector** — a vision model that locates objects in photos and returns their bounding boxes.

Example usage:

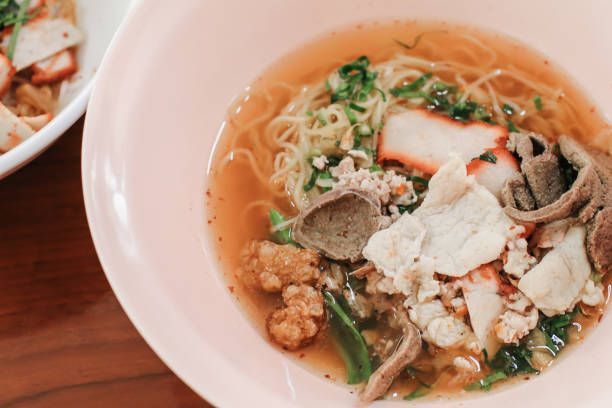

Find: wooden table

[0,118,212,408]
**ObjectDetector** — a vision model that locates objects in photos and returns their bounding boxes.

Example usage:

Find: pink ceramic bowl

[82,0,612,406]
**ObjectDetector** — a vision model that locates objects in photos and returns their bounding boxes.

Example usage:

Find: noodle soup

[207,21,612,402]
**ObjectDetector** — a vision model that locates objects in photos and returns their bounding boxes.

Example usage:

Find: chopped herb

[394,30,448,50]
[473,150,497,164]
[404,386,429,401]
[324,291,372,384]
[324,79,331,92]
[485,345,537,376]
[374,87,387,102]
[534,95,543,111]
[306,110,313,117]
[5,0,33,61]
[334,140,341,147]
[406,175,429,188]
[432,82,458,93]
[318,171,332,180]
[378,122,384,129]
[473,105,491,122]
[327,155,342,167]
[321,186,332,192]
[353,135,361,146]
[397,204,417,214]
[268,209,299,247]
[349,103,366,113]
[502,104,515,116]
[344,105,358,125]
[303,167,319,192]
[317,113,328,126]
[356,123,373,137]
[464,371,507,391]
[352,145,376,157]
[592,271,603,284]
[406,366,431,389]
[507,119,519,133]
[330,56,379,103]
[537,310,576,356]
[369,164,383,172]
[389,72,433,96]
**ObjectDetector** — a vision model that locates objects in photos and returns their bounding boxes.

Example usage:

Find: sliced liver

[292,189,383,262]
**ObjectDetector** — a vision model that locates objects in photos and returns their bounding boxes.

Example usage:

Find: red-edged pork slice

[0,53,15,98]
[467,147,521,200]
[0,103,35,152]
[21,112,53,131]
[31,49,77,84]
[1,17,83,71]
[378,109,508,174]
[459,264,504,354]
[15,0,44,13]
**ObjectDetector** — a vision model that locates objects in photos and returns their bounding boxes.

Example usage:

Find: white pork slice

[363,155,530,280]
[378,109,508,174]
[1,17,83,71]
[518,226,592,316]
[0,53,15,97]
[31,49,77,84]
[0,103,35,152]
[460,264,504,354]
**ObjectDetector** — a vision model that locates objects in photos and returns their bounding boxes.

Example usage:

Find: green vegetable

[406,366,431,389]
[537,310,576,356]
[432,82,458,93]
[352,145,376,157]
[397,204,417,214]
[356,123,373,137]
[389,72,433,96]
[330,56,379,103]
[317,113,328,126]
[5,0,34,61]
[378,122,384,129]
[324,79,331,92]
[464,371,507,391]
[394,30,448,50]
[318,171,332,179]
[324,291,372,384]
[507,119,519,133]
[369,164,383,172]
[485,344,538,376]
[534,95,543,111]
[303,167,319,192]
[321,186,332,192]
[344,106,358,125]
[406,175,429,188]
[306,110,313,117]
[502,104,515,115]
[592,271,603,284]
[269,209,299,247]
[349,103,366,113]
[473,150,497,164]
[374,87,387,102]
[404,386,429,401]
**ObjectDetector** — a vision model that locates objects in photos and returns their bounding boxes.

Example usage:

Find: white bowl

[82,0,612,407]
[0,0,134,179]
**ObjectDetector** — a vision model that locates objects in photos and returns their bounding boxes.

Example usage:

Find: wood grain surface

[0,118,212,408]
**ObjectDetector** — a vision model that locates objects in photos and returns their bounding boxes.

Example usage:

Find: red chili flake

[299,353,305,359]
[590,107,596,113]
[324,374,331,379]
[356,24,363,29]
[207,220,212,224]
[228,286,235,293]
[598,314,603,323]
[218,236,223,242]
[544,60,549,65]
[63,32,68,38]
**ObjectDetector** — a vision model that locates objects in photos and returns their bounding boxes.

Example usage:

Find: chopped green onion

[356,123,373,136]
[507,119,519,133]
[344,106,358,125]
[321,186,332,192]
[592,271,603,284]
[502,104,515,115]
[324,79,331,92]
[374,87,387,102]
[324,291,372,384]
[406,175,429,188]
[352,145,375,156]
[318,171,332,179]
[534,95,543,111]
[303,167,319,191]
[317,113,328,126]
[369,164,383,172]
[306,110,313,117]
[404,386,429,401]
[269,209,299,247]
[464,371,507,391]
[397,204,417,214]
[406,366,431,389]
[389,72,433,96]
[349,103,366,113]
[378,122,384,129]
[6,0,31,61]
[353,135,361,146]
